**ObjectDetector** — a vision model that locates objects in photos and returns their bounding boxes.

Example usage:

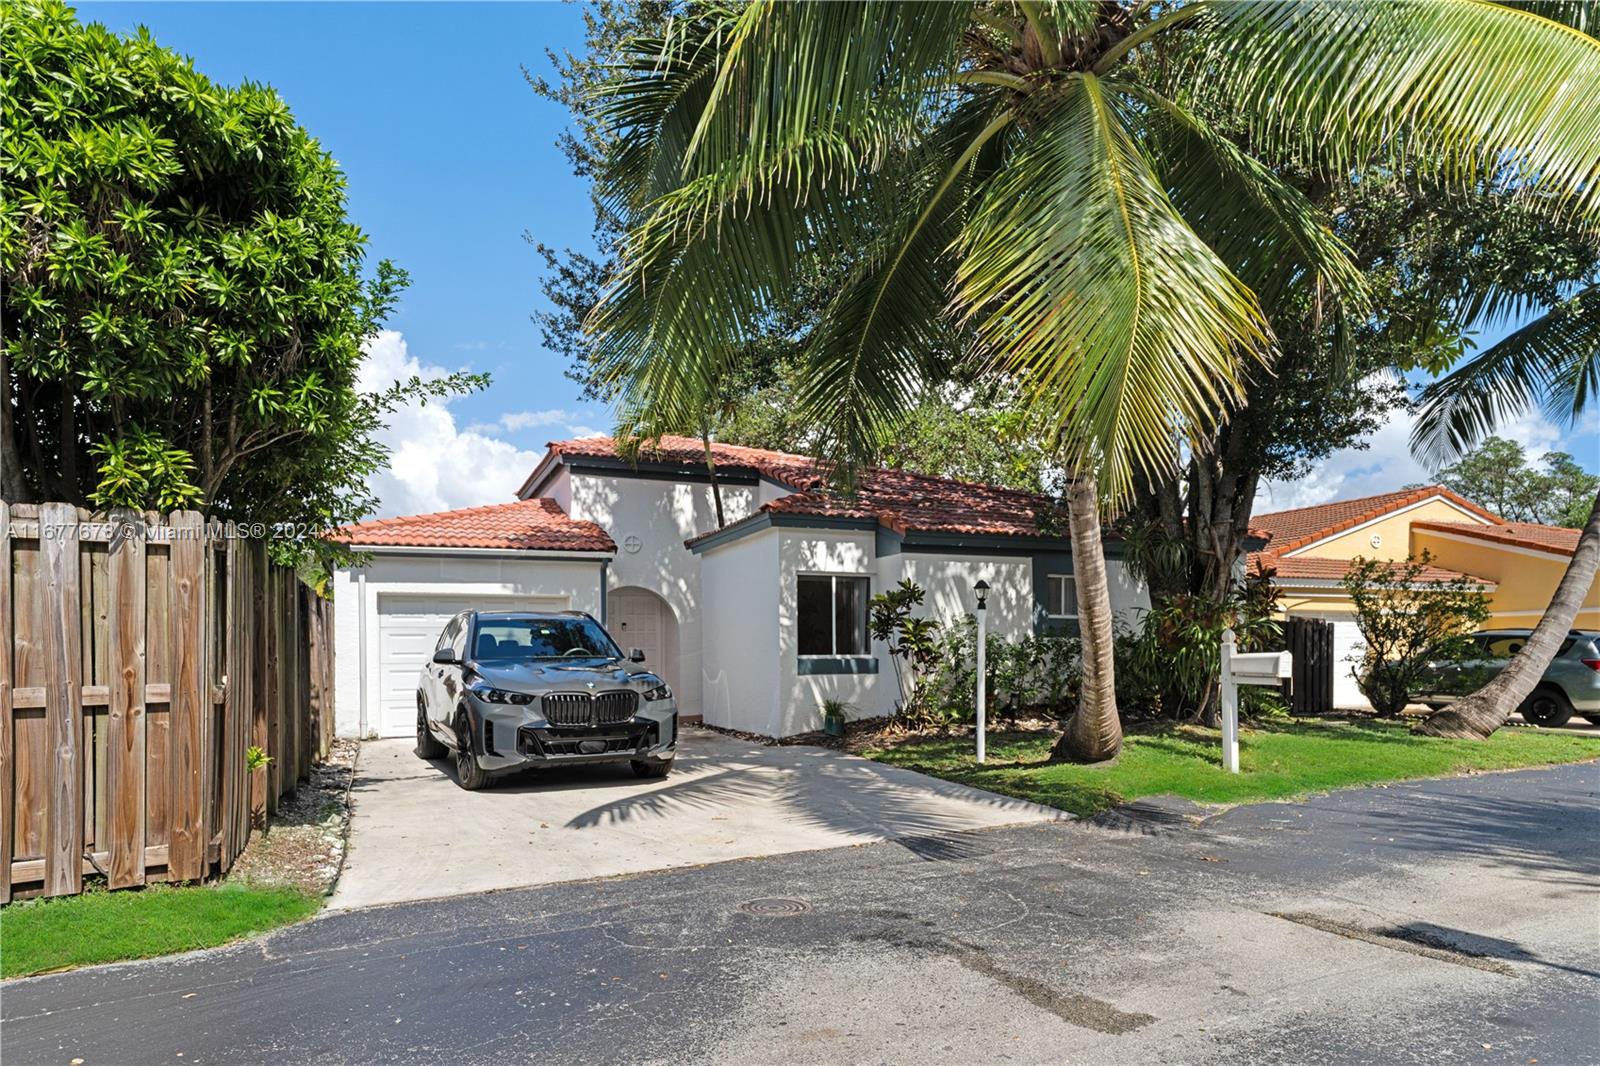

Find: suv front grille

[541,690,639,727]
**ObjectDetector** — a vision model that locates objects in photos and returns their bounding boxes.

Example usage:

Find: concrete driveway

[331,728,1063,910]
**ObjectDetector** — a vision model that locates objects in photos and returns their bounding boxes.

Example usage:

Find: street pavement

[3,761,1597,1065]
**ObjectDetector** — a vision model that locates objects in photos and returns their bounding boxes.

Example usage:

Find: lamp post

[974,579,989,764]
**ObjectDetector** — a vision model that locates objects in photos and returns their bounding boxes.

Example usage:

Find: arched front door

[609,586,679,694]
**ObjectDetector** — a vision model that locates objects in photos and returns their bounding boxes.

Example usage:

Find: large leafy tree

[1433,436,1600,527]
[585,0,1600,761]
[0,0,478,564]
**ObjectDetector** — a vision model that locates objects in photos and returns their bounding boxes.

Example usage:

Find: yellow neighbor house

[1249,485,1597,708]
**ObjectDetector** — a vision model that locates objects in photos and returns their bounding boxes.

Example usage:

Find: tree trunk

[701,428,726,529]
[1414,486,1600,739]
[1050,470,1124,763]
[0,351,31,502]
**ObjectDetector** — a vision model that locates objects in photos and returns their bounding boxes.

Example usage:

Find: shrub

[1342,552,1491,716]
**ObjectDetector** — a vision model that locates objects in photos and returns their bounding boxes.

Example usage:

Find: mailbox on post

[1219,631,1292,773]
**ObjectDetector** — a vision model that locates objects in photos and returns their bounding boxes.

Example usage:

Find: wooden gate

[1281,617,1335,715]
[1,503,334,901]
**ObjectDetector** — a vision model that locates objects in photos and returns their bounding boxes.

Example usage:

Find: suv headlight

[468,681,535,705]
[641,677,672,702]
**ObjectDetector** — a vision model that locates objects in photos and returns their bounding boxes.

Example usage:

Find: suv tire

[453,714,492,790]
[416,700,447,760]
[631,758,673,780]
[1519,686,1575,728]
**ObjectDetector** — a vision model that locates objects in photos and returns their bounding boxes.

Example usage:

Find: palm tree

[585,0,1600,761]
[1411,281,1600,739]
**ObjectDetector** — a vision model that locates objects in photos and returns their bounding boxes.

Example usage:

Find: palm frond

[954,73,1269,500]
[1123,82,1369,316]
[678,1,971,186]
[1185,0,1600,224]
[1413,282,1600,464]
[796,100,1014,473]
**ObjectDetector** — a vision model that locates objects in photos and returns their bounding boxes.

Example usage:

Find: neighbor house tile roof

[547,435,1064,543]
[329,498,615,552]
[1246,485,1504,586]
[1412,519,1583,556]
[1250,485,1501,557]
[1250,553,1495,587]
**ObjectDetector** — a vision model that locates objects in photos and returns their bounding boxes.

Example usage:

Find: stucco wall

[897,553,1034,638]
[1293,498,1491,561]
[1412,527,1599,629]
[565,472,763,716]
[698,528,781,732]
[776,528,897,733]
[332,551,606,738]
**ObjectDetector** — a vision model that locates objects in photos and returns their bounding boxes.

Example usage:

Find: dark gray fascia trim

[898,531,1121,557]
[566,456,761,486]
[797,656,880,675]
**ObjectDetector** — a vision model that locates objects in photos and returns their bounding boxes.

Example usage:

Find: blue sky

[80,2,1600,518]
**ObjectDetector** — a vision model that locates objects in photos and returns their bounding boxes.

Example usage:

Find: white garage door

[375,594,566,738]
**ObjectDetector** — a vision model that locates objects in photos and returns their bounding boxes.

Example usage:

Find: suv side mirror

[628,647,646,663]
[431,648,460,666]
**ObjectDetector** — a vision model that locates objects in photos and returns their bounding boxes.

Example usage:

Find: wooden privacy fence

[0,502,334,901]
[1280,617,1335,715]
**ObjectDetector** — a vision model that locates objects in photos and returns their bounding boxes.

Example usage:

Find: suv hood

[467,657,651,694]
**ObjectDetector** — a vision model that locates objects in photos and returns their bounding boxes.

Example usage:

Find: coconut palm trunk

[1051,471,1123,762]
[1414,486,1600,740]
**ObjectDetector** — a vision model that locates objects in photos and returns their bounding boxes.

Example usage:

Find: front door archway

[609,586,680,695]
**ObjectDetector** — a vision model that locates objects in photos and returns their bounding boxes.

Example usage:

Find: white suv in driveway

[416,610,677,789]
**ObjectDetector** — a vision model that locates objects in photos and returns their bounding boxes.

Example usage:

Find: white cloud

[1256,373,1569,513]
[358,331,544,518]
[464,408,600,437]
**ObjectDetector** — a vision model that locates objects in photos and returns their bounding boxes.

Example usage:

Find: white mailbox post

[1219,629,1292,773]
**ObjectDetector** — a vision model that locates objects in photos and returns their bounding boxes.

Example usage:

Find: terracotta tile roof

[1251,485,1501,556]
[548,435,1065,543]
[1249,553,1496,586]
[329,498,615,552]
[1412,520,1583,556]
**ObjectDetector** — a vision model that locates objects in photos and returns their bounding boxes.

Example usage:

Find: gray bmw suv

[416,610,677,790]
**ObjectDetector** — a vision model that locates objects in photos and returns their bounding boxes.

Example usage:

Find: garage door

[375,594,565,737]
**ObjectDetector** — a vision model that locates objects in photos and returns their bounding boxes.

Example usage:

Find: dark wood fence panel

[1281,618,1335,716]
[0,503,334,901]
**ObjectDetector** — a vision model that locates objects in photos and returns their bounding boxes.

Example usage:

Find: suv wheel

[416,699,446,760]
[453,715,492,790]
[1519,687,1574,728]
[631,758,672,780]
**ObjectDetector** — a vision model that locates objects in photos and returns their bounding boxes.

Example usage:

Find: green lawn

[1,882,320,979]
[865,718,1600,818]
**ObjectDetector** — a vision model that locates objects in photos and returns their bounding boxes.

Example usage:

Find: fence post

[106,508,147,888]
[168,511,206,880]
[40,502,83,896]
[0,502,12,903]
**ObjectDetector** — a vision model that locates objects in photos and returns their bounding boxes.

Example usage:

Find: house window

[797,575,869,656]
[1045,574,1077,618]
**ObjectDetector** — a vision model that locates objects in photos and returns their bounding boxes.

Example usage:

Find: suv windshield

[472,617,620,661]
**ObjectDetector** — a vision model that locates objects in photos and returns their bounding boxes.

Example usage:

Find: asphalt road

[4,762,1597,1065]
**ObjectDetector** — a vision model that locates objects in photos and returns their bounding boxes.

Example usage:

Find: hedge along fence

[0,502,334,901]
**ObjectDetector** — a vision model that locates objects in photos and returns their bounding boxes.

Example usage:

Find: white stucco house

[331,435,1149,739]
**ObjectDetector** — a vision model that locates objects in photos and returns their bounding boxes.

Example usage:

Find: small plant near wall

[821,699,851,738]
[246,746,272,774]
[1342,553,1491,716]
[869,580,942,727]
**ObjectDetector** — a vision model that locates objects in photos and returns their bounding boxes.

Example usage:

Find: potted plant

[822,699,850,738]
